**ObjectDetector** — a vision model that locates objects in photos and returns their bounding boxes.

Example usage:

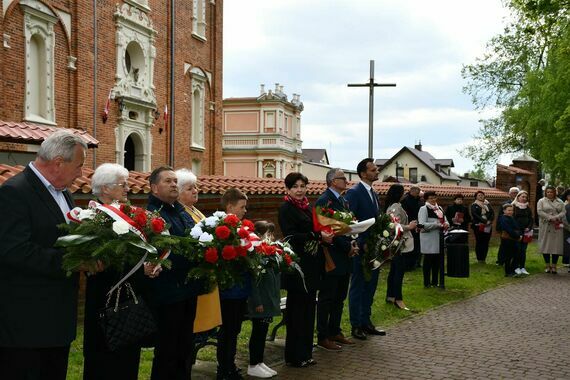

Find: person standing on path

[345,159,386,340]
[498,204,522,277]
[496,187,520,266]
[537,185,566,274]
[512,190,533,275]
[315,168,358,351]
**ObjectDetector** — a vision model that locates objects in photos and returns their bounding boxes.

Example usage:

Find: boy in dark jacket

[499,204,522,277]
[217,188,251,380]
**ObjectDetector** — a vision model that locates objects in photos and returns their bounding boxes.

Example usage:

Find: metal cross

[347,60,396,158]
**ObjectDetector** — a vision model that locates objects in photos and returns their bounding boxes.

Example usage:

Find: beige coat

[537,197,566,255]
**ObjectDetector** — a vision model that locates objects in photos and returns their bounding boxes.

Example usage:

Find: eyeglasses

[334,177,347,181]
[109,183,130,189]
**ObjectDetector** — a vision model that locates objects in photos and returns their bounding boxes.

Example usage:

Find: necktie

[339,195,348,209]
[370,188,378,211]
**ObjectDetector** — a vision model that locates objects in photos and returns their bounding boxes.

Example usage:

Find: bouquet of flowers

[56,201,174,276]
[255,239,307,290]
[363,212,406,280]
[313,203,356,236]
[180,211,262,292]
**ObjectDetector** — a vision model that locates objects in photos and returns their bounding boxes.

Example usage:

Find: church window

[191,71,206,149]
[192,0,207,40]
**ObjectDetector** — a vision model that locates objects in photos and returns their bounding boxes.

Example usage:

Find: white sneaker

[247,364,273,378]
[520,268,529,275]
[260,363,277,376]
[514,268,521,275]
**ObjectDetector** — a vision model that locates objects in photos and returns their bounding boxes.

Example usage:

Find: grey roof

[302,149,329,164]
[375,159,389,166]
[512,153,539,162]
[377,146,461,182]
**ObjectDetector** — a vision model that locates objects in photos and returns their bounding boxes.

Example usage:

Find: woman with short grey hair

[91,163,129,200]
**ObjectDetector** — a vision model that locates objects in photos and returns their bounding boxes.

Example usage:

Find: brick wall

[0,1,224,174]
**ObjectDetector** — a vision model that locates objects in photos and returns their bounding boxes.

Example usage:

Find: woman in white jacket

[418,191,449,288]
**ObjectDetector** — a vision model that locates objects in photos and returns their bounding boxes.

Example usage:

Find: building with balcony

[222,84,303,178]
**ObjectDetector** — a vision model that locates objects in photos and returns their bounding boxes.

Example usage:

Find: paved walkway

[269,272,570,380]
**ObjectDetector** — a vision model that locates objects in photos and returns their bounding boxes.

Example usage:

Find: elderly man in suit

[345,158,386,340]
[0,130,88,380]
[315,168,359,351]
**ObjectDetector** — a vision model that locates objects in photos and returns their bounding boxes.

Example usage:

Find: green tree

[466,168,489,181]
[462,0,570,182]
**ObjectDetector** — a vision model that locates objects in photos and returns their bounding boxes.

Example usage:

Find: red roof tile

[0,164,508,199]
[496,164,534,176]
[0,120,99,147]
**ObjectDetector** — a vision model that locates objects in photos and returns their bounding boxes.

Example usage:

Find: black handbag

[98,282,157,352]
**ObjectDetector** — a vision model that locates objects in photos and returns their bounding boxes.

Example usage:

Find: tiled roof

[377,146,461,181]
[0,164,509,198]
[0,120,99,147]
[497,164,534,175]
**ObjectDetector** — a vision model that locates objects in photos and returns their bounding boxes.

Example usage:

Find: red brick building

[0,0,223,174]
[495,154,539,214]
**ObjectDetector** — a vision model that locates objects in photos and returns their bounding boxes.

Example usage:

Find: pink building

[222,83,303,178]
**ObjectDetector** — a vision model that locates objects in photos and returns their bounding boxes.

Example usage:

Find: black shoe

[351,327,367,340]
[363,325,386,336]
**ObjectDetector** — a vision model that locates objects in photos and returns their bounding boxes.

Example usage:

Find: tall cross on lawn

[347,60,396,158]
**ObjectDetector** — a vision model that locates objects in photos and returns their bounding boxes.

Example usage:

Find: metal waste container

[446,229,469,278]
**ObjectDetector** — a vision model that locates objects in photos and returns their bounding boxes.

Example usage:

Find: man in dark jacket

[147,166,201,380]
[315,168,359,350]
[496,187,519,265]
[0,131,89,380]
[401,186,423,270]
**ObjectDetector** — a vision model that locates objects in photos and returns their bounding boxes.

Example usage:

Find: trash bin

[446,230,469,278]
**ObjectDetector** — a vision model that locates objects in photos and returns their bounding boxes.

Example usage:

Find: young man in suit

[0,130,89,380]
[316,168,359,350]
[345,158,386,340]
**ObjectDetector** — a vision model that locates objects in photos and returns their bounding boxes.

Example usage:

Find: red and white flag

[102,90,112,123]
[163,104,168,131]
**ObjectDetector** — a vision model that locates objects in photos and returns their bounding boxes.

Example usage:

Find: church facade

[0,0,223,174]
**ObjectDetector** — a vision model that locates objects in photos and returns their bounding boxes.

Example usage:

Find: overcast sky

[223,0,511,176]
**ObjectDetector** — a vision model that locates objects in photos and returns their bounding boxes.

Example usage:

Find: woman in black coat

[278,172,333,368]
[83,164,159,380]
[470,191,495,263]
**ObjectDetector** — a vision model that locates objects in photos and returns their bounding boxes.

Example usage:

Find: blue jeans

[349,255,379,328]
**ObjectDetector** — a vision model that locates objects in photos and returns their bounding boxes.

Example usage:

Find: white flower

[213,211,227,219]
[389,223,395,229]
[372,260,381,269]
[190,224,203,239]
[382,230,390,238]
[393,240,399,246]
[112,220,130,235]
[204,216,219,227]
[199,232,214,243]
[78,209,96,221]
[381,245,387,251]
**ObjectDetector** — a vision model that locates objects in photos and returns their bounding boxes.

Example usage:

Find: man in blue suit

[316,168,359,350]
[345,158,386,340]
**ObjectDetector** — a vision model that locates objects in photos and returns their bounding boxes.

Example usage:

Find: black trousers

[422,254,440,287]
[0,346,70,380]
[543,254,560,264]
[285,289,316,364]
[217,298,247,373]
[516,242,528,269]
[151,296,198,380]
[473,229,491,262]
[249,318,270,365]
[501,239,518,275]
[386,254,406,300]
[316,274,349,340]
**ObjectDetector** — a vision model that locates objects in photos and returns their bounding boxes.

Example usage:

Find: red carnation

[236,245,248,257]
[242,219,255,230]
[133,210,148,228]
[204,247,219,264]
[238,227,250,239]
[224,214,240,227]
[222,245,238,260]
[150,217,166,233]
[284,254,293,266]
[215,225,231,240]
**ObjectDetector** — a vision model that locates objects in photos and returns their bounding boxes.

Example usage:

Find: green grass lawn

[67,241,544,379]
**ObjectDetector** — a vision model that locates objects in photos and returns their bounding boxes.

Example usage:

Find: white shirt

[29,162,71,223]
